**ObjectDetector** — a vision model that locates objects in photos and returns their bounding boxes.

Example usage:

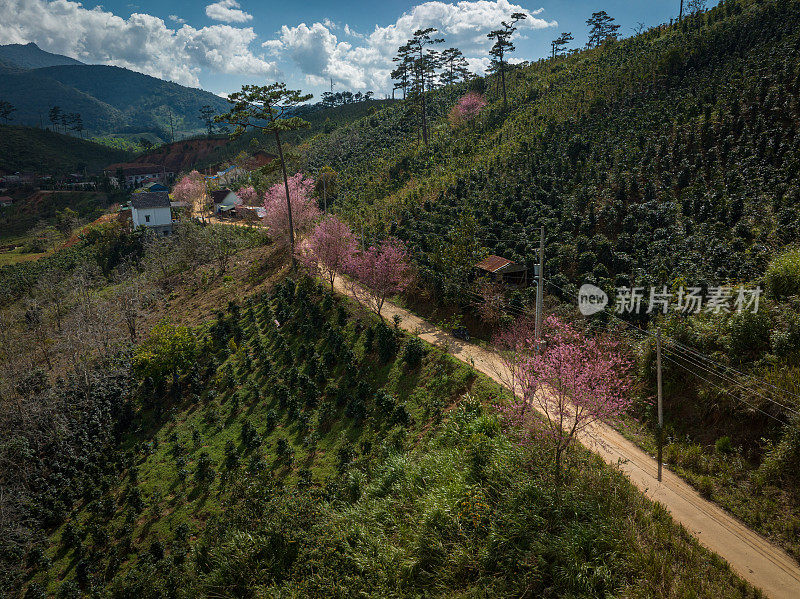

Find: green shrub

[715,436,733,454]
[727,310,771,362]
[402,337,426,367]
[765,248,800,299]
[757,423,800,483]
[697,475,714,498]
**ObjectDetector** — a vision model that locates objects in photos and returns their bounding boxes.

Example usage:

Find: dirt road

[332,275,800,599]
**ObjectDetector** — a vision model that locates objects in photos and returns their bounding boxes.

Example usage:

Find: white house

[211,189,241,215]
[130,192,173,235]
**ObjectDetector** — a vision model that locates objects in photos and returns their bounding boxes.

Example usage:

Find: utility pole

[534,226,544,351]
[657,327,664,482]
[679,0,684,22]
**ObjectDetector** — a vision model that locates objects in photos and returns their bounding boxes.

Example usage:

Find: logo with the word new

[578,284,608,316]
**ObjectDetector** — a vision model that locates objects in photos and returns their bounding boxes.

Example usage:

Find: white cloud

[0,0,278,87]
[205,0,252,24]
[343,24,365,39]
[169,15,185,25]
[263,0,555,92]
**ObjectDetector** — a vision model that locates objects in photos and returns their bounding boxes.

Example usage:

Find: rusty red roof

[476,255,514,272]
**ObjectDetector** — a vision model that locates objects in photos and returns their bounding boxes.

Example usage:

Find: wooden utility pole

[534,226,544,351]
[657,327,664,482]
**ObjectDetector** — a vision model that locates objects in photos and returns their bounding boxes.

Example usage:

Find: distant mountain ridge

[0,42,83,69]
[0,43,229,140]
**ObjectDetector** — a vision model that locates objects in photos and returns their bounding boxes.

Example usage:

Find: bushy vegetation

[8,278,754,597]
[0,189,126,242]
[765,247,800,300]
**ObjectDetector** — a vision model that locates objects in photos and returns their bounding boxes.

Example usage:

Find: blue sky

[1,0,682,98]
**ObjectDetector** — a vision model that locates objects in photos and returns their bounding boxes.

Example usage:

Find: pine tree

[551,32,574,58]
[586,11,619,48]
[216,83,313,268]
[487,12,527,109]
[439,47,471,86]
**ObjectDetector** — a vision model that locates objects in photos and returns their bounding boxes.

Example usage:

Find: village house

[0,196,13,207]
[105,163,175,188]
[129,191,173,235]
[475,255,529,286]
[211,189,240,215]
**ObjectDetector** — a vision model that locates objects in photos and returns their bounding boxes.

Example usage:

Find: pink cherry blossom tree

[449,92,487,126]
[301,215,357,290]
[346,238,413,319]
[497,315,635,481]
[172,171,206,219]
[236,185,258,205]
[263,173,320,250]
[491,316,537,407]
[457,92,487,120]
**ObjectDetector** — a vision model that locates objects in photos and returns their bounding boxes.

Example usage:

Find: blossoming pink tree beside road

[262,173,320,248]
[346,238,413,319]
[498,315,636,481]
[302,215,357,291]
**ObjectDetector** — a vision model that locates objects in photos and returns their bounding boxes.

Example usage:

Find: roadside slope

[332,275,800,599]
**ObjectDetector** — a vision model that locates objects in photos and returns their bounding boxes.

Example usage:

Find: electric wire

[661,351,792,427]
[543,277,800,418]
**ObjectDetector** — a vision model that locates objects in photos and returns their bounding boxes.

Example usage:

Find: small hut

[475,254,528,286]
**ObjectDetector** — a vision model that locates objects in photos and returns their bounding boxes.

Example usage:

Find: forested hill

[0,45,229,139]
[0,43,83,70]
[303,0,800,304]
[0,125,131,174]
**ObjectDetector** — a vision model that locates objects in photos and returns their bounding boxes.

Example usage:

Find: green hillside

[0,125,131,174]
[0,70,123,133]
[306,0,800,291]
[33,65,230,135]
[194,98,398,171]
[295,0,800,559]
[5,253,753,597]
[0,48,230,139]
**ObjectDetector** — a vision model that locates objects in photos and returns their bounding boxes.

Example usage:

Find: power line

[662,343,800,418]
[666,337,800,408]
[661,351,792,427]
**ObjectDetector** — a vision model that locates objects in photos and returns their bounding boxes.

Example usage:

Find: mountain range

[0,43,229,140]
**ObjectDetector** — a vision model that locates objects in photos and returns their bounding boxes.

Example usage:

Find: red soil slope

[134,138,230,173]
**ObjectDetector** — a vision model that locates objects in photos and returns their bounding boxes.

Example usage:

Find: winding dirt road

[332,275,800,599]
